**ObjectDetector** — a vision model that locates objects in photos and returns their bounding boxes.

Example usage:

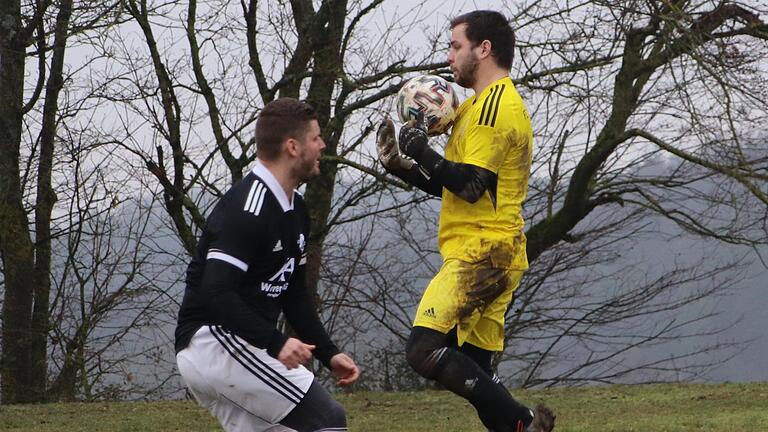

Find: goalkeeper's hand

[398,111,429,161]
[376,116,413,172]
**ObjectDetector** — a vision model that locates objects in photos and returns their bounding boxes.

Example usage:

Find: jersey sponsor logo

[244,180,267,215]
[479,84,506,127]
[260,257,294,297]
[260,281,289,297]
[270,258,294,282]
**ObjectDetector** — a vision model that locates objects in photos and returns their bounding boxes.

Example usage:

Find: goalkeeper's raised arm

[377,114,497,203]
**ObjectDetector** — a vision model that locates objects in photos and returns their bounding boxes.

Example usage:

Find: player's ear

[284,138,299,157]
[479,39,492,59]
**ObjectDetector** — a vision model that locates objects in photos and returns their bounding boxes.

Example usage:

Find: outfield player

[175,98,359,432]
[377,10,555,432]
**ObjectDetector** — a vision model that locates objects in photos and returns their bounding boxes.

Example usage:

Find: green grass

[1,382,766,431]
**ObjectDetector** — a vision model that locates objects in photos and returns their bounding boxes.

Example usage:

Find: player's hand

[329,353,359,387]
[376,116,413,172]
[398,111,429,161]
[277,338,315,369]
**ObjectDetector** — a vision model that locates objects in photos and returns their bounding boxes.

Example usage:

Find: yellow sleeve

[462,124,507,174]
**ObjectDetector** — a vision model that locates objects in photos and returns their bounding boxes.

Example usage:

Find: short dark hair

[450,10,516,70]
[255,98,318,160]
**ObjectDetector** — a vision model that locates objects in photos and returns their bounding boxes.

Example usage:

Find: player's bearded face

[455,51,479,88]
[449,24,479,89]
[295,120,325,181]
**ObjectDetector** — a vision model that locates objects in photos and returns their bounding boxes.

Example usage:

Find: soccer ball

[396,74,459,135]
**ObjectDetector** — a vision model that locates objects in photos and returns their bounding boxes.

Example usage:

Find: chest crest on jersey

[297,233,306,253]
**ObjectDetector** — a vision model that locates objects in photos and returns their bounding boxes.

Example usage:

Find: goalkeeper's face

[448,23,479,89]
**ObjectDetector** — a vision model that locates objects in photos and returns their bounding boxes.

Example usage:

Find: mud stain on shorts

[454,244,513,320]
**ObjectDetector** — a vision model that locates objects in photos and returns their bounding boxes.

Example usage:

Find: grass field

[1,382,766,431]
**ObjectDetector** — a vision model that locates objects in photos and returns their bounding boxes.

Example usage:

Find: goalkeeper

[377,10,554,432]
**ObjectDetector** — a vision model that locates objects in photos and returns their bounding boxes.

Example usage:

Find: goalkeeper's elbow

[436,165,495,204]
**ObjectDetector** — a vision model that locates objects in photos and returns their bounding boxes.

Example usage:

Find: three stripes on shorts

[209,325,305,404]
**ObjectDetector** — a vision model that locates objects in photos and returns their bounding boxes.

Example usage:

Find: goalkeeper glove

[398,111,444,177]
[398,111,429,160]
[376,116,414,172]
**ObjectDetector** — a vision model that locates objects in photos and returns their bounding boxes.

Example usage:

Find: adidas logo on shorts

[423,307,436,319]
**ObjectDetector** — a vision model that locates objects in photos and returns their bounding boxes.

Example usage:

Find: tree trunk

[525,25,654,263]
[30,0,73,402]
[0,0,39,404]
[0,0,72,403]
[302,0,347,296]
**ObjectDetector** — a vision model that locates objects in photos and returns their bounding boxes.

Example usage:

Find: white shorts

[176,325,314,432]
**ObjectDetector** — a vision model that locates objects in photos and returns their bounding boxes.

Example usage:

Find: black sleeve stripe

[479,85,498,126]
[481,84,505,127]
[489,85,506,127]
[482,85,499,126]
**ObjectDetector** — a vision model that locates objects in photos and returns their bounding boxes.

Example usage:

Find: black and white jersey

[175,161,339,366]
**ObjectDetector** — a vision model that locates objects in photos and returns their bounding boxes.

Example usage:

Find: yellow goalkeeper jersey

[438,76,533,270]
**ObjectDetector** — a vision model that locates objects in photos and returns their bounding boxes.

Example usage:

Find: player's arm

[398,116,498,203]
[376,117,443,197]
[199,211,289,358]
[280,253,341,369]
[199,259,289,356]
[281,253,360,385]
[388,164,445,197]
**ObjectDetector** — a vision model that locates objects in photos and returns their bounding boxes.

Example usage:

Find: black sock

[406,327,532,431]
[434,349,532,431]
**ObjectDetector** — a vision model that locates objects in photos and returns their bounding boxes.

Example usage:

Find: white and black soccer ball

[396,74,459,136]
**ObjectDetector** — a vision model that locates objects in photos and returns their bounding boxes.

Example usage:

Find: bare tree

[1,0,82,403]
[0,0,170,403]
[44,135,179,401]
[514,1,767,261]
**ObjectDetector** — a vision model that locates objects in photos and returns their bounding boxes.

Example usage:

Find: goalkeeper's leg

[450,328,494,376]
[406,326,533,431]
[455,337,511,430]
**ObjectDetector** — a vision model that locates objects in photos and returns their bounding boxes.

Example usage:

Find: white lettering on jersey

[260,257,294,297]
[297,234,306,253]
[260,281,288,297]
[272,240,283,252]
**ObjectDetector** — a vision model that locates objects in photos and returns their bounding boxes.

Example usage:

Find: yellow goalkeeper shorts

[412,258,524,351]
